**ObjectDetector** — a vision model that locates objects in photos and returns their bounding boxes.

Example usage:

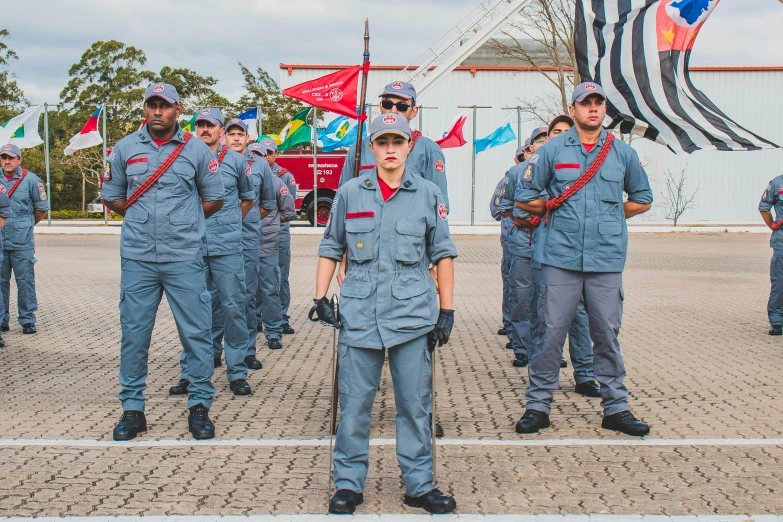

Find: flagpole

[312,106,318,228]
[102,103,108,225]
[502,106,523,147]
[417,106,438,133]
[44,103,52,226]
[257,105,262,138]
[458,105,492,226]
[352,19,370,180]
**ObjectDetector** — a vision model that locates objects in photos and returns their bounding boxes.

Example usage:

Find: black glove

[427,309,454,352]
[309,296,340,328]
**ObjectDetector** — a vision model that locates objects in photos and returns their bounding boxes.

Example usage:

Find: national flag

[475,117,516,154]
[0,105,45,149]
[282,65,363,119]
[574,0,778,153]
[317,116,359,152]
[180,113,198,133]
[237,107,259,140]
[64,106,104,156]
[436,113,469,149]
[278,107,313,152]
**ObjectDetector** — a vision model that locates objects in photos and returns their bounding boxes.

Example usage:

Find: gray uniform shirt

[259,176,296,258]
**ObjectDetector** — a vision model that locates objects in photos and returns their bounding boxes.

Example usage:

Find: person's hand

[427,309,454,352]
[429,265,439,293]
[772,221,781,231]
[309,297,340,328]
[337,259,347,285]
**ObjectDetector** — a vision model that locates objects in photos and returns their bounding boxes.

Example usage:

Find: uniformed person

[204,118,273,372]
[500,127,549,368]
[313,113,457,514]
[102,83,224,441]
[759,174,783,335]
[255,167,296,351]
[263,139,297,335]
[524,114,600,396]
[169,109,256,397]
[490,147,521,338]
[515,82,653,436]
[0,173,12,347]
[0,144,49,335]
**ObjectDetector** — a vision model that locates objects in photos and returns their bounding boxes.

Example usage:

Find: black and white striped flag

[574,0,779,154]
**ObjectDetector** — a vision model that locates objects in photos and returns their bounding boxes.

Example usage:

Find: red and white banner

[435,113,469,149]
[283,65,364,119]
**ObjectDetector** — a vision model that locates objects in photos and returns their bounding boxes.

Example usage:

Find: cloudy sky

[4,0,782,105]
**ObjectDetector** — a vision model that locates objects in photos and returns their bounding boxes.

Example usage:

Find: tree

[60,40,155,142]
[155,66,231,115]
[489,0,577,122]
[0,29,26,109]
[235,63,304,136]
[662,166,698,227]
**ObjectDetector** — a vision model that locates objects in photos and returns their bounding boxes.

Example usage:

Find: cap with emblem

[369,113,412,142]
[248,143,266,156]
[261,138,277,154]
[530,125,548,141]
[572,82,607,104]
[195,107,224,126]
[379,81,417,102]
[548,114,574,134]
[523,138,531,152]
[0,144,21,158]
[225,117,248,132]
[144,82,179,104]
[515,145,526,158]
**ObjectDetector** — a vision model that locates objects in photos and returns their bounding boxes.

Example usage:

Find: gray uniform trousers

[507,254,533,356]
[768,250,783,326]
[181,253,248,383]
[243,247,261,354]
[1,249,38,326]
[501,242,511,329]
[527,265,627,415]
[334,335,433,497]
[531,267,595,384]
[254,253,283,346]
[279,235,292,323]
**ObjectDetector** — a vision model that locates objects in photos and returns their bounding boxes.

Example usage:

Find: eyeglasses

[380,100,413,112]
[0,155,14,160]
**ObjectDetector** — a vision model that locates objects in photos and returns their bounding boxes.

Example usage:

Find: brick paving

[0,233,781,516]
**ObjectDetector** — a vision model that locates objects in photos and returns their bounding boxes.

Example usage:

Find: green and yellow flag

[180,112,199,133]
[278,107,312,151]
[257,134,282,146]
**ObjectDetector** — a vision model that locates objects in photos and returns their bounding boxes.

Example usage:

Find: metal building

[279,63,783,226]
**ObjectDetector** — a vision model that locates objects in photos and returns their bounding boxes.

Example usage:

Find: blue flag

[475,122,516,154]
[318,116,360,153]
[237,107,259,139]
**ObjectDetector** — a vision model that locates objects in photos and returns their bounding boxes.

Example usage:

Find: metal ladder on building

[394,0,534,98]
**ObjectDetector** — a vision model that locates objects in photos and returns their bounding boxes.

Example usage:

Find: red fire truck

[276,151,347,226]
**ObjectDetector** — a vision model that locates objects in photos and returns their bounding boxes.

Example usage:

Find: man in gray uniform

[0,144,49,334]
[263,138,297,335]
[759,174,783,335]
[255,170,296,351]
[169,109,256,397]
[0,168,12,347]
[490,148,519,338]
[516,82,653,436]
[313,113,457,514]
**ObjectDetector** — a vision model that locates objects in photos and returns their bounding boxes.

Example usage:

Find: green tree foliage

[0,29,26,110]
[155,66,231,115]
[235,62,304,135]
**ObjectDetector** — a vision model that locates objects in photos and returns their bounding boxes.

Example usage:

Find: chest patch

[346,212,374,219]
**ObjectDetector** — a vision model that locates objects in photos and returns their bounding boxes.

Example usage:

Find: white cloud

[5,0,782,107]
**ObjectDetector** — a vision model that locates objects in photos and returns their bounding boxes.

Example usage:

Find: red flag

[436,113,469,149]
[283,65,363,119]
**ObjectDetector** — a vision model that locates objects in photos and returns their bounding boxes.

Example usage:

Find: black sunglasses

[0,155,15,160]
[380,100,413,112]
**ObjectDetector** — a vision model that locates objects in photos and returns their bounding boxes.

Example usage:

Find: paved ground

[0,234,782,517]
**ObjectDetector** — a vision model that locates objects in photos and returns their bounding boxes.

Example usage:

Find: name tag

[555,163,580,170]
[346,212,374,219]
[127,157,149,166]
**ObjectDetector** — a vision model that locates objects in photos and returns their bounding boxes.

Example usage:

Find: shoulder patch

[331,194,340,212]
[40,192,47,201]
[528,154,540,165]
[102,162,111,181]
[245,164,251,176]
[434,159,445,173]
[522,164,533,181]
[438,203,448,220]
[208,159,219,173]
[108,151,116,162]
[280,186,289,196]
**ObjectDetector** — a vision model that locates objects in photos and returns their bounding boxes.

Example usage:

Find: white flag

[0,105,46,149]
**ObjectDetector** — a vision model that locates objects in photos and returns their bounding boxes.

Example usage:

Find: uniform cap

[523,138,531,151]
[248,142,266,156]
[0,144,21,158]
[380,81,416,102]
[572,82,607,104]
[225,117,248,132]
[194,107,224,126]
[260,137,278,153]
[369,113,412,142]
[548,114,574,134]
[144,82,179,104]
[514,146,525,158]
[529,125,549,141]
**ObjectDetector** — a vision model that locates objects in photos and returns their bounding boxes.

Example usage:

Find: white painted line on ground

[1,514,779,521]
[1,437,782,448]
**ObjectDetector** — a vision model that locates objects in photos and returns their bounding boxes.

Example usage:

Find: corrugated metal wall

[280,66,783,225]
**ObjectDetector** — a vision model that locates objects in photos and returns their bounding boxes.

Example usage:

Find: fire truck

[276,151,347,226]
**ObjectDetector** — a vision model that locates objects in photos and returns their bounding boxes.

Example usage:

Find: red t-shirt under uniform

[377,176,399,202]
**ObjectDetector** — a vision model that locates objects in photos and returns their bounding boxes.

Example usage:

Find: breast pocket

[126,161,149,192]
[599,169,624,220]
[345,218,375,262]
[394,219,426,264]
[162,161,197,198]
